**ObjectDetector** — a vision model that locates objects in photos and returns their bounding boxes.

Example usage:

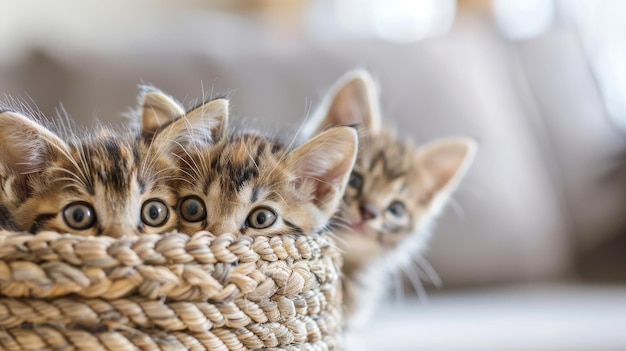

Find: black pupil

[149,205,161,220]
[73,208,85,222]
[187,201,198,216]
[349,175,360,188]
[391,203,403,216]
[256,211,266,225]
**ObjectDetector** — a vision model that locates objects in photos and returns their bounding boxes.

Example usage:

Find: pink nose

[359,202,379,221]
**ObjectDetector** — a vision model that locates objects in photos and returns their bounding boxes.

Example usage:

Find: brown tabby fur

[0,89,213,237]
[305,70,477,330]
[141,90,360,238]
[176,130,355,237]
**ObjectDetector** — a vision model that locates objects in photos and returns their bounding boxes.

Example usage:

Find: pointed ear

[0,110,68,174]
[138,86,185,138]
[416,137,477,209]
[287,126,359,219]
[184,98,228,141]
[306,69,381,137]
[152,98,229,156]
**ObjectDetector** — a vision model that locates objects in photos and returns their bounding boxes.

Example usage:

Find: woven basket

[0,230,342,351]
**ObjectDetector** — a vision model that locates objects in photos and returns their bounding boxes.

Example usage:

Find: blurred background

[1,0,626,349]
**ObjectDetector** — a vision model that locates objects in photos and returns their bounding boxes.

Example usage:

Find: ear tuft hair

[287,126,359,220]
[151,98,229,158]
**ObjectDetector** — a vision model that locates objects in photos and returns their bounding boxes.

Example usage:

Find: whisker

[269,104,312,175]
[329,223,352,235]
[171,144,205,184]
[141,137,163,181]
[400,265,429,305]
[266,190,288,206]
[286,99,313,152]
[265,107,317,179]
[322,232,344,253]
[330,212,351,225]
[245,145,260,172]
[412,254,442,288]
[47,167,87,187]
[325,230,349,248]
[177,167,202,186]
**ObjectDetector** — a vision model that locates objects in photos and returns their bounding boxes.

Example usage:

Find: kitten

[169,98,359,239]
[305,70,477,328]
[0,92,213,236]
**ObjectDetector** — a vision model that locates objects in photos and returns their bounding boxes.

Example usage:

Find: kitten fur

[138,85,228,145]
[0,92,211,237]
[163,95,359,239]
[305,70,477,329]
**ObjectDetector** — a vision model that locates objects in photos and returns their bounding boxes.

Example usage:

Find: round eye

[141,199,170,227]
[348,172,363,190]
[62,202,96,230]
[386,201,407,218]
[247,207,277,229]
[179,196,206,222]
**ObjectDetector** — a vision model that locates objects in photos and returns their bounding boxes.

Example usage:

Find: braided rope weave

[0,230,342,350]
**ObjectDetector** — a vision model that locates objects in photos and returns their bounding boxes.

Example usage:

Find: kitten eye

[62,202,96,230]
[348,172,363,190]
[179,196,206,222]
[247,207,277,229]
[141,199,170,227]
[386,201,407,218]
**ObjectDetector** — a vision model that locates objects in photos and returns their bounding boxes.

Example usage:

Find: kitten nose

[359,202,379,221]
[209,222,238,235]
[102,225,138,238]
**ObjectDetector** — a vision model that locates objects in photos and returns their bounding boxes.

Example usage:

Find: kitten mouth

[349,221,368,235]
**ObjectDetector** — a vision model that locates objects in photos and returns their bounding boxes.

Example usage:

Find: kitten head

[176,125,358,237]
[0,91,224,237]
[308,70,477,267]
[341,133,476,263]
[0,110,148,236]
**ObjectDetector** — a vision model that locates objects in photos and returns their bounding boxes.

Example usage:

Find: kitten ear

[152,98,229,155]
[138,86,185,138]
[287,126,359,219]
[0,110,68,174]
[416,137,477,210]
[306,69,381,137]
[184,98,229,141]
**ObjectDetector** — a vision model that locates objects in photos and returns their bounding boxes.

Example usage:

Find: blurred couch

[1,4,625,289]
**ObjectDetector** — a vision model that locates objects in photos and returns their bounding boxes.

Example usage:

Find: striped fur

[0,111,180,236]
[170,99,358,237]
[0,88,222,237]
[307,70,477,330]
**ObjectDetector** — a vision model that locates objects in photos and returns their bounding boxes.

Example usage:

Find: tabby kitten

[168,98,359,239]
[0,92,213,236]
[305,70,477,328]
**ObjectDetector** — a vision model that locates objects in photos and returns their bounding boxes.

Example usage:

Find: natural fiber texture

[0,230,342,351]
